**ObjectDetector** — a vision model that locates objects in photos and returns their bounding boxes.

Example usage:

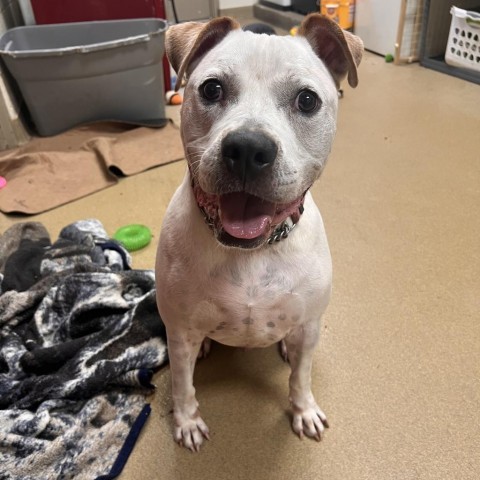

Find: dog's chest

[188,258,314,348]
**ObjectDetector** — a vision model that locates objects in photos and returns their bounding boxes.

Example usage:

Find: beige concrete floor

[2,51,480,479]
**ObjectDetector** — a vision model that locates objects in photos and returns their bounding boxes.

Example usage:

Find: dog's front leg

[167,330,210,451]
[284,318,329,441]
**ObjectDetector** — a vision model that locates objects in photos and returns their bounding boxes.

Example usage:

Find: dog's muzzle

[191,178,305,249]
[190,128,306,249]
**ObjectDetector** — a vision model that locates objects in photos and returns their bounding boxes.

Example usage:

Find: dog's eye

[201,80,223,102]
[295,90,320,113]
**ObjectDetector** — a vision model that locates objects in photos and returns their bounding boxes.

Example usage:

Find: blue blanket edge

[95,403,152,480]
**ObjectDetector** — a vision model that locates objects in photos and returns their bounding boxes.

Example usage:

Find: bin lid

[0,18,168,58]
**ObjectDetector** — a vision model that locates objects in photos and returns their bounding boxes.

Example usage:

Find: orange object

[320,0,355,31]
[166,91,183,105]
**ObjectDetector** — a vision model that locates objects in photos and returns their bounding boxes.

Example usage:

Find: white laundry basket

[445,6,480,72]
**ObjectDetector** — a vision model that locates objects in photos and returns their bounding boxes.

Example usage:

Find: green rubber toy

[114,224,152,252]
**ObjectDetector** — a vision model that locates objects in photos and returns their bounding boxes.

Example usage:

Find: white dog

[156,14,363,451]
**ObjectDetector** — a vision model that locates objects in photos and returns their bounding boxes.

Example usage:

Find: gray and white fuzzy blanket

[0,220,168,480]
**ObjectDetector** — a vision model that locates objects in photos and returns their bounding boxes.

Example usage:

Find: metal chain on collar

[267,218,297,244]
[192,174,305,245]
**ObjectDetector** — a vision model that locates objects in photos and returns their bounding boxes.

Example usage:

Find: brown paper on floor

[0,121,184,215]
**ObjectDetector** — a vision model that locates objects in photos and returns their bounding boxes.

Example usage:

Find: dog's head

[166,14,363,249]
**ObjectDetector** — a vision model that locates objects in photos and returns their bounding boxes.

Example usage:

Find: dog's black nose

[222,130,277,184]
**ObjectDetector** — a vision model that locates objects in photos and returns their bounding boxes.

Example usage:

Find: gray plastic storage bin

[0,19,168,136]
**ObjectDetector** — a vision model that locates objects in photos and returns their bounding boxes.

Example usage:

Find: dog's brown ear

[166,17,241,90]
[298,14,363,88]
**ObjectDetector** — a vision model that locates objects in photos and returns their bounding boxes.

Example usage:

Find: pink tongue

[219,192,276,239]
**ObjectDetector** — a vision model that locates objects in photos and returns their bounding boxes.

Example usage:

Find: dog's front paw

[174,413,210,452]
[291,404,329,441]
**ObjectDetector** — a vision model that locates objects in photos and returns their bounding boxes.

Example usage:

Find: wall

[165,0,254,22]
[219,0,255,9]
[0,0,23,33]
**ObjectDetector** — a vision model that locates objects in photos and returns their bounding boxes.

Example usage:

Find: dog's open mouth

[193,183,304,248]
